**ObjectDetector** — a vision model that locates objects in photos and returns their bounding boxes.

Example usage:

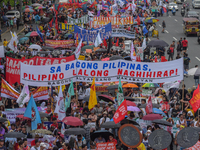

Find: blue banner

[74,23,112,42]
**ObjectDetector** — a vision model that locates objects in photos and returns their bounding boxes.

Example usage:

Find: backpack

[184,57,189,65]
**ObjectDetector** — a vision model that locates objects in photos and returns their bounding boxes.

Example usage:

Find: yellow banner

[78,55,85,60]
[60,23,82,32]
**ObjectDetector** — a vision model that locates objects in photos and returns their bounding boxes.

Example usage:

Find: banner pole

[76,82,78,100]
[182,80,184,111]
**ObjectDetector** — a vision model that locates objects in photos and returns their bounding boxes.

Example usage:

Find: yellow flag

[88,77,97,110]
[58,85,66,92]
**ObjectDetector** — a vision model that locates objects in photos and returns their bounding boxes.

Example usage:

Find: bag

[167,49,171,55]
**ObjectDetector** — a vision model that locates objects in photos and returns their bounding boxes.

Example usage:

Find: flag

[107,36,112,53]
[132,3,136,14]
[17,84,30,107]
[74,39,83,59]
[143,22,148,36]
[118,0,125,7]
[161,56,167,62]
[88,11,94,16]
[61,122,65,134]
[36,26,44,42]
[94,32,103,47]
[155,56,158,62]
[130,42,136,61]
[146,96,153,114]
[117,77,124,105]
[75,33,79,47]
[103,38,107,48]
[163,81,181,92]
[116,38,119,46]
[113,99,127,123]
[189,85,200,112]
[136,16,140,25]
[88,77,97,110]
[49,18,53,28]
[55,86,66,121]
[107,0,111,6]
[65,80,74,111]
[55,16,59,31]
[163,4,167,13]
[24,95,41,130]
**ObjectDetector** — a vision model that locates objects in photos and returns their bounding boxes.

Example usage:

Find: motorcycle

[181,9,185,17]
[172,9,176,16]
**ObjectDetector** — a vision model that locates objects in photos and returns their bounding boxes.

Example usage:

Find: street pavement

[149,0,200,89]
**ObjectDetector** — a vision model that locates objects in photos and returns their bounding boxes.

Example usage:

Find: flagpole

[76,82,78,100]
[182,80,184,111]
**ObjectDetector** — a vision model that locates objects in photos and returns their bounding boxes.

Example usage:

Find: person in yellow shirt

[3,39,8,47]
[137,142,146,150]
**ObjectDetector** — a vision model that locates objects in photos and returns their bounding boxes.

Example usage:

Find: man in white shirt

[149,25,154,37]
[100,112,110,130]
[176,114,187,128]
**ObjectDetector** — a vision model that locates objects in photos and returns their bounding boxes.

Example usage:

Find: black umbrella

[0,117,7,123]
[55,47,63,50]
[106,85,118,90]
[109,55,124,61]
[192,127,200,132]
[41,17,50,23]
[138,104,160,109]
[120,118,140,126]
[152,119,173,127]
[135,125,142,131]
[124,97,135,101]
[147,39,169,47]
[18,52,29,56]
[39,111,49,118]
[91,130,113,141]
[98,95,114,103]
[37,51,49,55]
[100,121,121,129]
[70,47,77,50]
[42,46,54,51]
[64,128,86,135]
[4,132,26,138]
[83,96,100,102]
[124,56,131,60]
[95,48,107,53]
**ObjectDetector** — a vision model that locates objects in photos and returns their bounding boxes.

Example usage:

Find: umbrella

[100,121,121,128]
[31,3,42,7]
[110,55,124,60]
[188,67,200,76]
[145,17,159,23]
[91,130,113,141]
[83,95,100,102]
[127,106,141,112]
[64,128,86,135]
[2,16,8,21]
[124,56,131,60]
[122,83,138,88]
[139,103,160,109]
[124,97,135,101]
[101,57,110,61]
[25,31,38,37]
[98,95,114,103]
[23,8,34,13]
[142,83,160,88]
[39,111,49,118]
[126,100,137,106]
[22,5,32,10]
[30,129,53,135]
[62,116,83,126]
[153,108,167,116]
[18,52,29,56]
[37,51,49,55]
[0,117,7,123]
[35,6,45,9]
[142,114,163,120]
[111,46,122,50]
[29,44,42,50]
[41,17,50,24]
[19,37,29,44]
[16,115,30,120]
[120,118,140,126]
[106,85,118,90]
[81,45,94,51]
[4,132,26,138]
[70,47,76,50]
[147,39,169,48]
[192,127,200,132]
[42,46,54,51]
[95,48,107,53]
[152,119,173,127]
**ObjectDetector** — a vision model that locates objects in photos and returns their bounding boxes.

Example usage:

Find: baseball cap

[40,142,47,148]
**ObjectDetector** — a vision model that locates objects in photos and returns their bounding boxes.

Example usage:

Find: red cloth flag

[113,100,127,124]
[155,56,158,62]
[189,85,200,112]
[135,27,139,34]
[116,38,119,46]
[161,56,167,62]
[136,16,140,25]
[55,17,59,31]
[103,38,107,48]
[146,96,153,114]
[53,4,58,15]
[49,18,53,28]
[106,11,110,17]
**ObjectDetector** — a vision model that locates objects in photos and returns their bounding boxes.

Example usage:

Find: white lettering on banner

[20,59,184,86]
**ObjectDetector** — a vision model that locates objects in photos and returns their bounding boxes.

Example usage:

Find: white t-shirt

[100,117,110,130]
[31,146,40,150]
[176,119,185,125]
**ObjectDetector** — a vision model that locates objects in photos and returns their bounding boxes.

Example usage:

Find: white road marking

[159,24,162,27]
[149,38,151,41]
[182,24,184,26]
[165,30,169,33]
[174,19,178,22]
[169,15,171,17]
[196,57,200,61]
[173,37,177,41]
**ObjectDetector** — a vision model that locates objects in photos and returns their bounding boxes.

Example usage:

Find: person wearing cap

[39,142,46,150]
[186,111,194,126]
[0,139,6,150]
[30,139,40,150]
[99,111,110,130]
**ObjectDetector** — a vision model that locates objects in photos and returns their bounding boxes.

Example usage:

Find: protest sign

[112,29,135,39]
[67,15,89,24]
[74,23,112,41]
[20,59,184,86]
[32,87,48,101]
[45,40,74,48]
[96,86,108,92]
[78,55,85,60]
[86,49,92,53]
[60,23,82,31]
[1,79,20,100]
[96,142,116,150]
[142,89,152,96]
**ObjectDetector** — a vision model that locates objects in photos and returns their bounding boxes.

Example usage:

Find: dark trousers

[168,53,174,61]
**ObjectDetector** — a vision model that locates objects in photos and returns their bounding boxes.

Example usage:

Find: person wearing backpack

[183,53,190,71]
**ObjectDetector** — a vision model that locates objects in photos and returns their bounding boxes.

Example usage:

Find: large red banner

[6,55,75,85]
[45,39,74,48]
[189,85,200,112]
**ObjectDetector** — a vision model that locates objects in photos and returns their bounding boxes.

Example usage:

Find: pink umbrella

[142,114,163,120]
[62,116,83,126]
[127,106,141,112]
[16,115,31,120]
[101,57,110,61]
[126,100,137,106]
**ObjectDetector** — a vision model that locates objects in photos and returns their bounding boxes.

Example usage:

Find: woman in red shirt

[107,135,117,145]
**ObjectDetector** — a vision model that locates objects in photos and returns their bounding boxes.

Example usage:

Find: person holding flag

[88,77,97,110]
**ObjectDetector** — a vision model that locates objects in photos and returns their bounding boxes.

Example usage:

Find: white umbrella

[29,44,42,51]
[188,68,198,76]
[31,3,42,7]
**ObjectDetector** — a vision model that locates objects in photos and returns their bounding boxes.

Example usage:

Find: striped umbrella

[23,8,34,13]
[22,5,32,10]
[35,6,45,9]
[142,83,160,88]
[25,31,39,37]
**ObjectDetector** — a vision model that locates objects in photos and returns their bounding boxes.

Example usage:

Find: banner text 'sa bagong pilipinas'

[20,59,184,87]
[45,39,74,48]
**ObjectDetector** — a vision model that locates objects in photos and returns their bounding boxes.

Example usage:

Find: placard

[96,142,116,150]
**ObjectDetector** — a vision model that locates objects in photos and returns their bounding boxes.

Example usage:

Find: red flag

[49,18,53,28]
[57,4,61,11]
[104,38,107,48]
[161,56,167,62]
[106,11,110,17]
[55,17,59,31]
[189,85,200,112]
[116,38,119,46]
[146,96,153,114]
[135,28,139,34]
[155,56,158,62]
[136,16,140,25]
[89,2,95,8]
[113,100,127,124]
[53,4,58,15]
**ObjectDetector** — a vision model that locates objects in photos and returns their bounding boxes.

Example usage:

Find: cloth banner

[142,89,152,96]
[112,29,135,39]
[1,79,20,100]
[67,15,89,24]
[136,47,143,61]
[20,59,184,86]
[45,40,74,48]
[74,23,112,41]
[0,46,5,58]
[91,16,133,28]
[96,142,116,150]
[32,87,48,101]
[60,23,82,31]
[6,56,75,84]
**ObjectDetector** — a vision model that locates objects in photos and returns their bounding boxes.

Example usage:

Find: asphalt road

[149,0,200,89]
